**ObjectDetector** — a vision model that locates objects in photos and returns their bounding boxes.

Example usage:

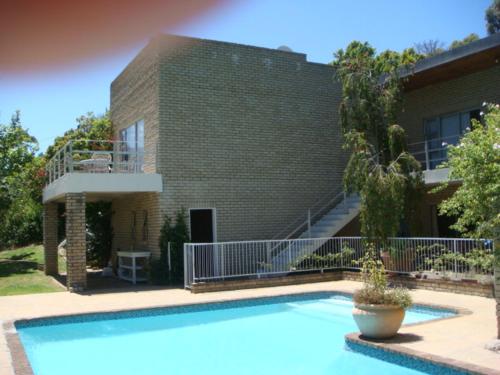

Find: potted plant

[352,245,412,339]
[380,246,415,273]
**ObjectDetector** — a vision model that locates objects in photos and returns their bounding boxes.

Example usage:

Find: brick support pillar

[65,193,87,291]
[43,202,58,275]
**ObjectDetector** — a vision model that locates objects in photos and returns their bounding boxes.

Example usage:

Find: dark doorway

[189,209,215,243]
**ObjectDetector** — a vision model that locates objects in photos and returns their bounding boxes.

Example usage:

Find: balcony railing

[408,133,462,170]
[45,140,151,186]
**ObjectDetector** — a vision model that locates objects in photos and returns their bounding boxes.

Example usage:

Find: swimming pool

[16,293,460,375]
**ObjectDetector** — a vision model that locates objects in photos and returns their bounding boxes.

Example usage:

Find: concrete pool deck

[0,280,498,374]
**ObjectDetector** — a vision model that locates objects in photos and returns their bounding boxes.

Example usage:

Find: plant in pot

[352,244,412,339]
[380,245,415,273]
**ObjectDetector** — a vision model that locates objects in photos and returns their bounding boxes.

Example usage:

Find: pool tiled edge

[345,333,500,375]
[3,321,33,375]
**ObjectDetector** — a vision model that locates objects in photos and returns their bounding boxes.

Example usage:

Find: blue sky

[0,0,492,152]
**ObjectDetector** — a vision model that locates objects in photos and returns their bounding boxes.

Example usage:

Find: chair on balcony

[81,153,111,173]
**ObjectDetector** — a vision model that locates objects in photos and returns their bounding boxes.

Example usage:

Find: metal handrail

[407,133,464,170]
[407,133,463,148]
[271,187,347,240]
[45,139,152,186]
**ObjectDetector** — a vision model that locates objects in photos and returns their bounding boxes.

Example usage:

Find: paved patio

[0,280,498,374]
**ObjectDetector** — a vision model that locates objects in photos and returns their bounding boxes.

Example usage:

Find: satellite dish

[277,45,293,52]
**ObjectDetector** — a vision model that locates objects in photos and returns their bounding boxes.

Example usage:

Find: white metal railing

[272,187,348,240]
[45,140,153,186]
[183,237,494,288]
[408,133,463,171]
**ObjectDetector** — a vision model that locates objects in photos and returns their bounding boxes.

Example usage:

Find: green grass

[0,244,66,296]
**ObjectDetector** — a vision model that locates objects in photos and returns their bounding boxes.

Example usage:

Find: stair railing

[271,187,348,241]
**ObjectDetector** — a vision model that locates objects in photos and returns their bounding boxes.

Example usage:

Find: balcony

[408,134,462,185]
[43,140,162,203]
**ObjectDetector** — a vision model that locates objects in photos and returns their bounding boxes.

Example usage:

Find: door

[189,209,217,280]
[189,209,215,243]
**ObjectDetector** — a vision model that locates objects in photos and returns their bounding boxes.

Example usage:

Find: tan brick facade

[111,193,162,257]
[110,35,345,257]
[65,193,87,290]
[43,202,58,275]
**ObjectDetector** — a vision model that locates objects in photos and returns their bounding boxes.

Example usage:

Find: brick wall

[155,35,344,242]
[111,193,162,257]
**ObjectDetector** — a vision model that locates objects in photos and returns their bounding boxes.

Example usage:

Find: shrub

[353,244,412,309]
[150,209,189,285]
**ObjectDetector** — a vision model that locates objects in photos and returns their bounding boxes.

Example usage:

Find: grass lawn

[0,244,66,296]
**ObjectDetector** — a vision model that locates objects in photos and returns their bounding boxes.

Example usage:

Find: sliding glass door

[119,120,144,172]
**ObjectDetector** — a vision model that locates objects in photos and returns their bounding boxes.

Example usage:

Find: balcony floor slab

[43,173,163,203]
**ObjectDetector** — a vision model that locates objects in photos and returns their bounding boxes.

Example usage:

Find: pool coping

[2,290,485,375]
[345,333,500,375]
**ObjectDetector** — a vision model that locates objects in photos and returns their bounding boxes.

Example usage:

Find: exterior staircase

[270,192,360,271]
[300,194,360,239]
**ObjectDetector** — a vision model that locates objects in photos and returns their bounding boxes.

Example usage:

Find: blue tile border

[345,340,469,375]
[14,291,457,329]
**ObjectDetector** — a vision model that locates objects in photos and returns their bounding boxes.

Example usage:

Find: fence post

[453,239,458,277]
[69,142,74,173]
[307,210,311,238]
[339,238,343,270]
[288,240,292,270]
[183,243,187,288]
[424,140,430,170]
[167,242,172,272]
[221,243,225,280]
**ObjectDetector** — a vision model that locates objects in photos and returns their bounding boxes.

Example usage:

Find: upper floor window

[120,120,144,153]
[423,109,480,169]
[119,120,144,172]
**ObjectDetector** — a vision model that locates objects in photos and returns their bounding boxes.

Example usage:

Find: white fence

[183,237,494,288]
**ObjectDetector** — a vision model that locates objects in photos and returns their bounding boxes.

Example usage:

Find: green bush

[151,209,189,285]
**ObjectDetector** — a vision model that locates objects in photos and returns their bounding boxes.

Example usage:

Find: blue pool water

[17,293,459,375]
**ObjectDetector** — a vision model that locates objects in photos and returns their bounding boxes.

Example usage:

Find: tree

[449,33,480,50]
[332,42,424,242]
[414,39,445,57]
[486,0,500,35]
[0,111,38,194]
[0,112,43,248]
[437,103,500,339]
[45,111,113,160]
[437,104,500,241]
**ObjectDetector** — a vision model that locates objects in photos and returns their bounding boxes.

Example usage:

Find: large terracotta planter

[352,304,405,339]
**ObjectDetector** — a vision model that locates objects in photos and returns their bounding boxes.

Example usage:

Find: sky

[0,0,493,152]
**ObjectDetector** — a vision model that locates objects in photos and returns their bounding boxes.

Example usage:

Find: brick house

[42,33,500,290]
